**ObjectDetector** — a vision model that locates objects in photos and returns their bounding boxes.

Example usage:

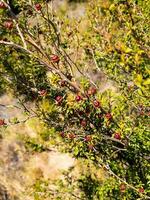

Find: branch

[1,0,27,49]
[15,23,27,49]
[0,40,31,54]
[40,9,60,46]
[102,135,125,146]
[91,49,101,72]
[0,40,84,95]
[98,161,150,199]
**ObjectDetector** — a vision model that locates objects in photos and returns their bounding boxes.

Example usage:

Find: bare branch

[1,0,27,49]
[15,22,27,49]
[0,40,84,95]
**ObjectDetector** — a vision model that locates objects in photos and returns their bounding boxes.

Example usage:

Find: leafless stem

[0,40,83,95]
[1,0,27,49]
[102,135,125,146]
[15,22,27,49]
[0,40,32,54]
[91,49,101,72]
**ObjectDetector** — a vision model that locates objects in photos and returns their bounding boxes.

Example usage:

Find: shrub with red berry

[93,100,100,108]
[0,119,6,126]
[35,3,42,11]
[38,89,47,97]
[114,132,121,140]
[55,95,63,105]
[0,2,6,9]
[4,21,13,30]
[50,55,60,64]
[75,95,82,102]
[0,0,149,199]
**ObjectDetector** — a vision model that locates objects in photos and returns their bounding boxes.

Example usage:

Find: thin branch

[15,22,27,49]
[7,115,36,126]
[40,9,60,46]
[0,40,84,95]
[109,148,127,159]
[91,49,101,72]
[25,37,48,59]
[1,0,27,49]
[0,40,32,54]
[97,161,150,199]
[39,6,74,77]
[1,0,16,18]
[102,135,125,146]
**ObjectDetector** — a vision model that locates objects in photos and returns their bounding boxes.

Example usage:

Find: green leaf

[143,78,150,85]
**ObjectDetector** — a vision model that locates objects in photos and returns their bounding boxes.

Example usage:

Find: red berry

[139,188,144,193]
[140,111,144,116]
[38,89,47,96]
[60,80,67,87]
[87,87,97,96]
[88,144,94,150]
[68,133,76,139]
[120,183,126,192]
[55,96,63,104]
[50,55,60,63]
[84,135,92,142]
[105,113,112,120]
[75,95,82,102]
[60,131,65,138]
[114,133,121,140]
[35,3,42,11]
[0,119,6,126]
[81,120,87,127]
[4,21,13,30]
[0,2,6,9]
[93,100,101,108]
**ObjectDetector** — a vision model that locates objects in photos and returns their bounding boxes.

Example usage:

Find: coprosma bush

[0,0,149,199]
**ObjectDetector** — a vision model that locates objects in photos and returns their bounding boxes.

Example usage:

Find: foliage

[0,0,150,199]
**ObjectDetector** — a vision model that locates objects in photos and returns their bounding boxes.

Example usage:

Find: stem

[2,0,27,49]
[97,161,150,199]
[0,40,84,95]
[15,22,27,49]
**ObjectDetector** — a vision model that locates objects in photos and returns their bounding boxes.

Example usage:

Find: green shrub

[0,0,149,199]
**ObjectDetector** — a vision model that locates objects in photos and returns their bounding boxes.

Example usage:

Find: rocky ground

[0,94,75,200]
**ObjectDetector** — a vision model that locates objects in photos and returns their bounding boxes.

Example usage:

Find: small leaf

[143,78,150,85]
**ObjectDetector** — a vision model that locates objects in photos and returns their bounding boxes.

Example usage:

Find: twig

[0,40,84,95]
[15,22,27,49]
[7,115,36,126]
[109,148,127,159]
[0,40,32,54]
[91,49,101,72]
[102,135,125,146]
[97,161,150,199]
[40,9,60,46]
[1,0,27,49]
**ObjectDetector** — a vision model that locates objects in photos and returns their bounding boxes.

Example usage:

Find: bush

[0,0,149,199]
